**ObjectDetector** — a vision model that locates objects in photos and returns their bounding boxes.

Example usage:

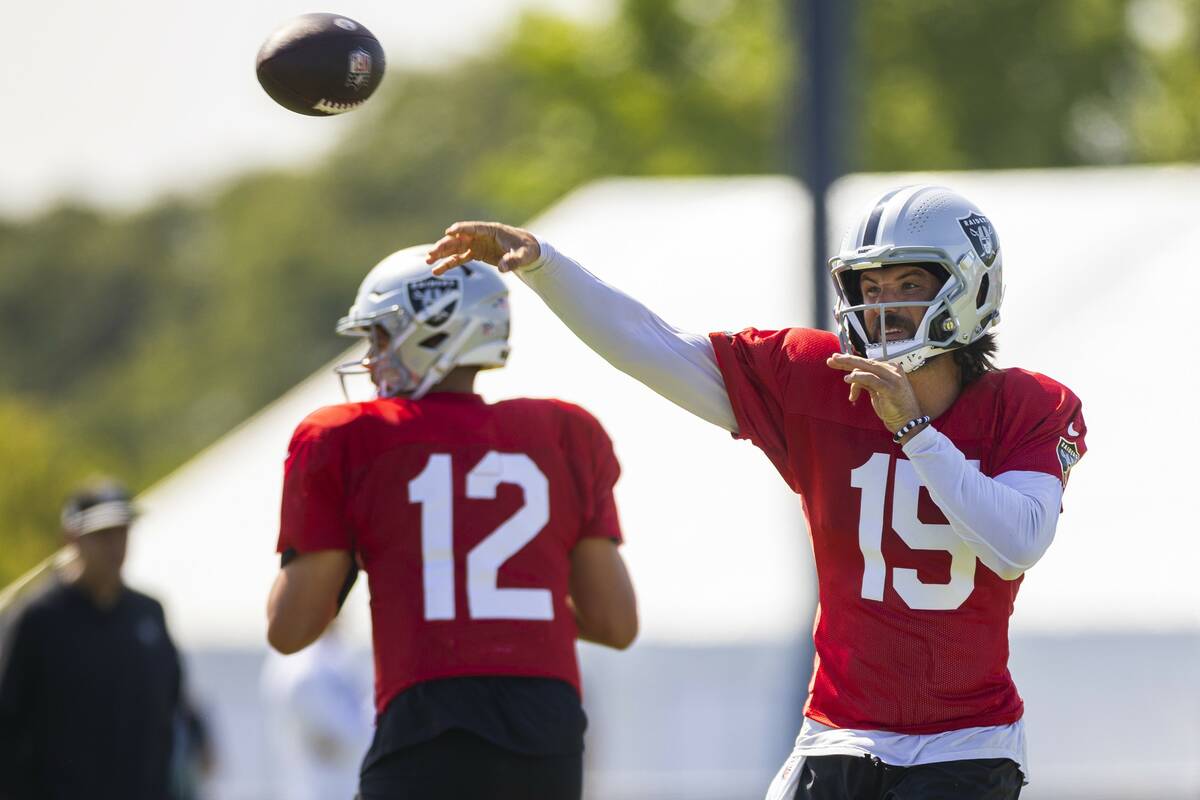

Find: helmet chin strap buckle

[897,351,928,373]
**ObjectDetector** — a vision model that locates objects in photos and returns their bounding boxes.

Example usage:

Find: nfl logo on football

[346,49,372,90]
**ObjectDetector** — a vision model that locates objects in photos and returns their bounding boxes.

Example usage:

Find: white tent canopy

[127,166,1200,650]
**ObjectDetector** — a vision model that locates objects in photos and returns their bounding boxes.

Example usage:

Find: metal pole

[797,0,854,330]
[775,0,857,763]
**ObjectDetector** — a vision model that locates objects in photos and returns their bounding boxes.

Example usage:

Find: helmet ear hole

[976,275,990,309]
[418,333,449,349]
[928,309,952,341]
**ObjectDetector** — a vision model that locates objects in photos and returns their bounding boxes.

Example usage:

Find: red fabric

[710,327,1087,734]
[279,392,622,714]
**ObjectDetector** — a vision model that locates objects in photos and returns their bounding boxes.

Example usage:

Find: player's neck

[908,353,962,421]
[431,368,479,395]
[65,562,124,609]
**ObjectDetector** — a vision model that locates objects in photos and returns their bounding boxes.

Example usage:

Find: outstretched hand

[826,353,925,437]
[426,222,541,275]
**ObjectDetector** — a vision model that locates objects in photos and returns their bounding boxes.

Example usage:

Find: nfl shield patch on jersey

[1056,436,1082,484]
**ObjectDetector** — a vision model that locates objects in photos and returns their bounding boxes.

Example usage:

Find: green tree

[856,0,1200,169]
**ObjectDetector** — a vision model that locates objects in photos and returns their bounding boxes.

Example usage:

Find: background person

[0,479,182,800]
[261,622,372,800]
[266,246,639,800]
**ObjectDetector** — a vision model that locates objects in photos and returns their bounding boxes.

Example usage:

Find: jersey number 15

[851,452,981,611]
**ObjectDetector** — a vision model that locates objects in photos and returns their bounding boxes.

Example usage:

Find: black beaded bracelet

[892,415,931,444]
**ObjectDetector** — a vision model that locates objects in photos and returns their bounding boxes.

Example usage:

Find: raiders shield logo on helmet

[408,276,460,327]
[957,212,999,266]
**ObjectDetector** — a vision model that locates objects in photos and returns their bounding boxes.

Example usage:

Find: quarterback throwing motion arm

[429,223,1063,579]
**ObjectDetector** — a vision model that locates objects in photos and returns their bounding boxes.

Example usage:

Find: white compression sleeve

[517,239,738,432]
[901,425,1063,579]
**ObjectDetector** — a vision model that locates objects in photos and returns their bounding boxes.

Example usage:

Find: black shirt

[362,676,587,774]
[0,581,181,800]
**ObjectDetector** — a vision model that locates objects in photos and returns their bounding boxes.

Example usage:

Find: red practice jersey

[710,327,1086,735]
[277,392,623,716]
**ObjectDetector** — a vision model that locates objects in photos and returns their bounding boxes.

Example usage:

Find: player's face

[365,325,391,388]
[72,525,128,581]
[859,265,942,343]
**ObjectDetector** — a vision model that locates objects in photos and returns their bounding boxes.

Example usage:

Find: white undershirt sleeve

[517,239,738,432]
[901,425,1063,579]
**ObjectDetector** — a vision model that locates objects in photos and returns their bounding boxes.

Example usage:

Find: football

[255,13,386,116]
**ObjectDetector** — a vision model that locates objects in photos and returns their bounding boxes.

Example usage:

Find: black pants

[357,729,582,800]
[793,755,1023,800]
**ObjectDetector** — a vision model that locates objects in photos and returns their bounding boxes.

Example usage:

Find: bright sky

[0,0,606,218]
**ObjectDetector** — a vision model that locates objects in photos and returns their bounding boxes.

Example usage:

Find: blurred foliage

[856,0,1200,169]
[0,0,1197,584]
[0,399,114,587]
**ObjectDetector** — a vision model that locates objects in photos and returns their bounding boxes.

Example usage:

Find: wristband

[893,415,931,444]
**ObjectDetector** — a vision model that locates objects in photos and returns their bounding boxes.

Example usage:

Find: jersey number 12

[409,451,554,622]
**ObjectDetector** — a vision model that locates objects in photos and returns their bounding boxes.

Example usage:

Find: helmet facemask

[832,249,971,373]
[334,312,418,400]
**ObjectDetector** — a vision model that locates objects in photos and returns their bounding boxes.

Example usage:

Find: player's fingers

[827,353,886,375]
[831,355,907,390]
[430,250,473,276]
[444,221,498,238]
[844,370,887,394]
[426,233,470,262]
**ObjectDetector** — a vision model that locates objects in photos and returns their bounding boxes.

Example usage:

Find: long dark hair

[952,333,998,386]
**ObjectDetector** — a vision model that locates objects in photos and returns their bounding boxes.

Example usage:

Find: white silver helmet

[335,244,510,399]
[830,184,1004,372]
